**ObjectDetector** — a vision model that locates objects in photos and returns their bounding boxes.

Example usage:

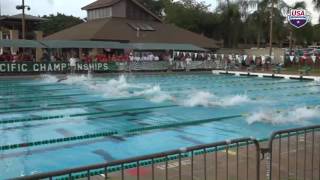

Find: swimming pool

[1,73,320,179]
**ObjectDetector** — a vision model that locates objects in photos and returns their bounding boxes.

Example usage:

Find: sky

[1,0,319,24]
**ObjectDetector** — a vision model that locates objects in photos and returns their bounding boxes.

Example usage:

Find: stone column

[9,30,19,55]
[79,48,83,59]
[34,31,43,62]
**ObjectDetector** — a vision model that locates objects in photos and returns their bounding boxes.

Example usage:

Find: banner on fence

[0,62,118,73]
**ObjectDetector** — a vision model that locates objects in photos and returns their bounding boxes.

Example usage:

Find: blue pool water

[0,73,320,179]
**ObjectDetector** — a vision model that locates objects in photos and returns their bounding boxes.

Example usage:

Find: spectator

[69,55,77,74]
[41,52,50,62]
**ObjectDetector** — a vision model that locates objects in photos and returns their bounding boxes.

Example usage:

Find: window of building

[128,23,155,31]
[88,7,112,20]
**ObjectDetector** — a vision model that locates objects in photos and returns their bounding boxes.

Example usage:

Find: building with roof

[45,0,219,49]
[0,14,46,40]
[0,14,46,59]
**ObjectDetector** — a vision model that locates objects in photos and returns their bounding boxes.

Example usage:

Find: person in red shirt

[111,54,117,62]
[123,54,129,62]
[83,54,92,63]
[96,54,104,62]
[0,54,4,61]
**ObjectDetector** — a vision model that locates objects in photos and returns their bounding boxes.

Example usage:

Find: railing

[263,125,320,180]
[11,138,261,180]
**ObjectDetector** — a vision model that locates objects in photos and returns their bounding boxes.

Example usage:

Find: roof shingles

[45,18,218,49]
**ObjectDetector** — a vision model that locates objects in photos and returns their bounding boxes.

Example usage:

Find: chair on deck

[272,64,285,74]
[299,66,312,75]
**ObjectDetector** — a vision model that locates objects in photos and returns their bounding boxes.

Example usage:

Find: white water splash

[181,91,252,107]
[70,75,173,103]
[222,95,252,106]
[246,106,320,125]
[134,85,173,103]
[40,74,58,83]
[61,75,91,85]
[90,75,143,97]
[212,71,220,75]
[283,75,291,80]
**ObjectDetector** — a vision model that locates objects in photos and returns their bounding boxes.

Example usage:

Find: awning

[130,43,208,51]
[40,40,131,49]
[0,39,46,48]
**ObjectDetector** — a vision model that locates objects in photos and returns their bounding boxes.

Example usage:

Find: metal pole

[269,0,275,57]
[0,0,2,16]
[22,0,26,39]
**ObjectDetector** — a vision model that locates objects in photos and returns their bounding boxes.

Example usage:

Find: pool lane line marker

[0,96,145,111]
[0,111,153,132]
[0,130,118,151]
[0,87,81,96]
[0,92,89,102]
[0,104,178,124]
[0,114,240,151]
[246,84,318,92]
[0,83,68,90]
[213,80,303,88]
[127,115,242,133]
[287,91,320,97]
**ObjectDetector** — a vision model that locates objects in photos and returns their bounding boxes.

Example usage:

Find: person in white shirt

[134,56,141,61]
[129,53,134,61]
[148,53,155,61]
[69,56,77,74]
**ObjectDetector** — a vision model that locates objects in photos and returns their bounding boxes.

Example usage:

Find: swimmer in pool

[57,77,68,82]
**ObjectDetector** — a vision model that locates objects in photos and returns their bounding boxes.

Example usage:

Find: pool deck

[213,70,320,81]
[87,133,320,180]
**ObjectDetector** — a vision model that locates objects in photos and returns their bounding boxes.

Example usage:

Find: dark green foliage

[39,13,84,36]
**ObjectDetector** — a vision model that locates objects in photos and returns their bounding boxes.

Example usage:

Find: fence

[263,125,320,180]
[12,138,260,180]
[10,125,320,180]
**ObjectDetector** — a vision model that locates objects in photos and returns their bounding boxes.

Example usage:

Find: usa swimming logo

[287,9,310,28]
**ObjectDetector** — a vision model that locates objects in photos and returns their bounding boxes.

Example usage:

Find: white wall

[87,7,112,20]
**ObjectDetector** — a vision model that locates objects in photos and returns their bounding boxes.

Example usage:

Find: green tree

[217,2,242,48]
[39,13,84,36]
[137,0,165,17]
[313,24,320,43]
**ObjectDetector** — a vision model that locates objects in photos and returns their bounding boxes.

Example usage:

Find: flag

[289,56,295,62]
[311,55,317,63]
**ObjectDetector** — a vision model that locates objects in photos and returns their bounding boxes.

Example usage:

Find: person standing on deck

[69,55,77,74]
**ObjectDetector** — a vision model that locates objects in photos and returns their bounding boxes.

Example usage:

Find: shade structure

[130,43,208,51]
[0,39,46,48]
[40,40,131,49]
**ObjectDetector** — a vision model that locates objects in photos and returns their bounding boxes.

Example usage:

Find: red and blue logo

[287,9,310,28]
